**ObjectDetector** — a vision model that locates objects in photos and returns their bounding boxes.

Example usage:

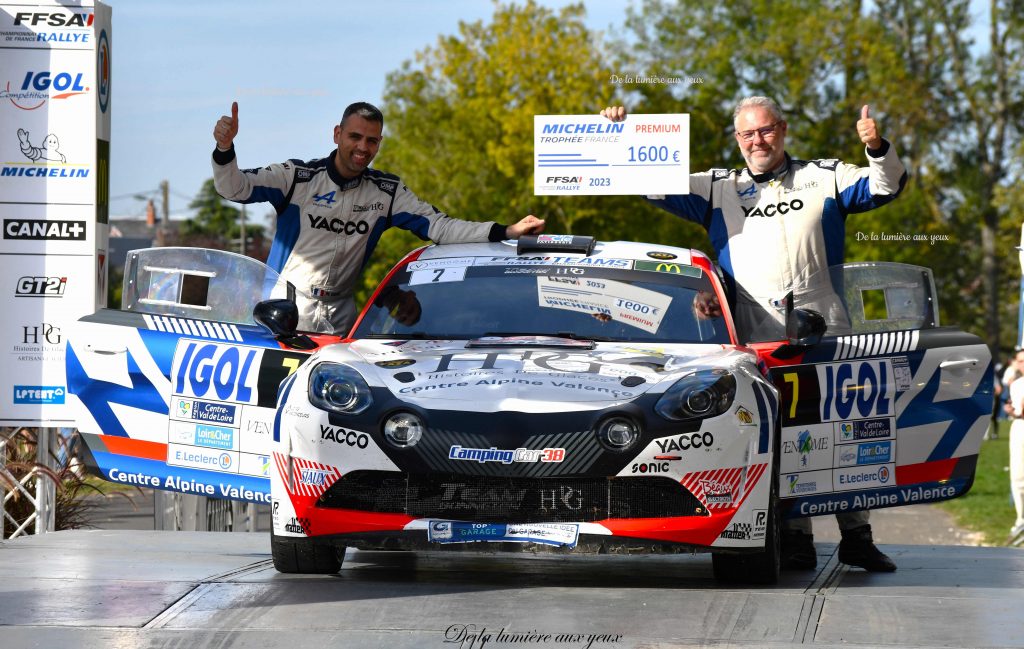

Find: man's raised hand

[214,101,239,150]
[857,104,882,150]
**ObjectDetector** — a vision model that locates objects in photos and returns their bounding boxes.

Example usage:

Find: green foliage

[621,0,1022,352]
[1,429,105,536]
[183,178,266,244]
[937,420,1016,545]
[366,0,686,305]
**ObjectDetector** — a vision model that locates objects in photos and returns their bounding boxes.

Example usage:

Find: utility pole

[160,180,169,225]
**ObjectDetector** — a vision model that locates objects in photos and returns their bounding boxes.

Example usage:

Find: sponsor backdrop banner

[0,0,111,425]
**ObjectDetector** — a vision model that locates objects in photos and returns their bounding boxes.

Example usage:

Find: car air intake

[318,471,706,523]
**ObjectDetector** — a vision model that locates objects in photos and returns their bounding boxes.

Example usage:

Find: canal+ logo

[3,70,89,110]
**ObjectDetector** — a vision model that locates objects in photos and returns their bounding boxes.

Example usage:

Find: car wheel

[711,468,780,585]
[271,532,345,574]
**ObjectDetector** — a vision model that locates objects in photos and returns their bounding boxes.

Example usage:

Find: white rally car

[66,236,992,584]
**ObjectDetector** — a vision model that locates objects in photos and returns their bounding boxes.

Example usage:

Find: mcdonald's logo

[633,260,702,276]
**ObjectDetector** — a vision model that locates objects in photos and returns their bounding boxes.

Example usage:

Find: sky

[106,0,632,223]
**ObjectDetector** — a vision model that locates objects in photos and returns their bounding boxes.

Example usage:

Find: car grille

[317,471,706,523]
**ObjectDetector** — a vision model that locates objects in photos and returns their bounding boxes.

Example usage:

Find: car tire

[271,532,345,574]
[711,466,781,585]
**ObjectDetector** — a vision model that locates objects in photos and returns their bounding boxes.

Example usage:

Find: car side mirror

[254,299,318,350]
[786,308,826,347]
[254,299,299,336]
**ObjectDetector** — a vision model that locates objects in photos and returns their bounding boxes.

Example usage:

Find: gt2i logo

[655,432,714,453]
[817,360,894,423]
[173,342,261,404]
[742,199,803,218]
[15,276,66,297]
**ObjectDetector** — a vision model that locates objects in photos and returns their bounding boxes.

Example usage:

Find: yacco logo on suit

[172,341,262,405]
[816,360,894,423]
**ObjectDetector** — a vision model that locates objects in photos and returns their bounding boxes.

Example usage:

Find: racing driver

[601,97,907,573]
[212,101,545,334]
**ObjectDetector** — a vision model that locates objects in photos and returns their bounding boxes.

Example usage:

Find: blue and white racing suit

[648,142,907,342]
[213,147,505,334]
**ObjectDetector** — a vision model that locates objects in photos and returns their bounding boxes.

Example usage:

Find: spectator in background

[1008,351,1024,544]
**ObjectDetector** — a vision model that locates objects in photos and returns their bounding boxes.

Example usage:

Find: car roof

[415,239,713,268]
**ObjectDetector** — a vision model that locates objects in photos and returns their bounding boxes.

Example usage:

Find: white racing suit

[650,141,907,533]
[648,141,907,343]
[212,147,504,334]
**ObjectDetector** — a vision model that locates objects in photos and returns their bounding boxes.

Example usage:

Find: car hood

[324,338,745,404]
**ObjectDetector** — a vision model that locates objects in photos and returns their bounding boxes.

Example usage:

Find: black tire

[712,471,781,584]
[271,533,345,574]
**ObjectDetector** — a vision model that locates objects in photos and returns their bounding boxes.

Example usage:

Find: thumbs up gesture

[214,101,239,150]
[857,104,882,150]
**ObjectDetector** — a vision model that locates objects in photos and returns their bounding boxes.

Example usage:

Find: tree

[619,0,1023,351]
[183,178,266,251]
[363,0,687,305]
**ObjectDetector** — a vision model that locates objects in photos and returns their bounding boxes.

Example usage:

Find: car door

[65,247,330,504]
[760,262,993,520]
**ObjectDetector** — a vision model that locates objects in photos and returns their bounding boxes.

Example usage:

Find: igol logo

[646,251,677,260]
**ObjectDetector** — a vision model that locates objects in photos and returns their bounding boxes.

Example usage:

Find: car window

[354,259,730,344]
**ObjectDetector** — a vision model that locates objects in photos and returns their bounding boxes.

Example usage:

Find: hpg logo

[22,323,61,345]
[16,276,66,298]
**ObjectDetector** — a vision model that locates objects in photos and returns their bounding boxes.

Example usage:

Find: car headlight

[596,416,642,451]
[654,370,736,421]
[383,411,424,448]
[308,362,373,415]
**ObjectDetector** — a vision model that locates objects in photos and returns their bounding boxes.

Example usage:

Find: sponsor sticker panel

[428,520,579,547]
[1,253,95,424]
[781,469,833,497]
[779,423,833,473]
[1,52,97,205]
[534,114,689,196]
[834,440,894,467]
[167,443,238,474]
[0,203,95,255]
[833,463,896,492]
[0,7,96,50]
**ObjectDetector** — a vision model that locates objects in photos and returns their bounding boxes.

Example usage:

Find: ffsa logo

[16,276,66,297]
[13,12,94,27]
[173,341,261,404]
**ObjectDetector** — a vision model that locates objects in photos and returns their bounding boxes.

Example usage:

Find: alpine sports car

[65,236,993,584]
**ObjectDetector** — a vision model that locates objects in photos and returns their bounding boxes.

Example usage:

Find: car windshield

[353,256,731,344]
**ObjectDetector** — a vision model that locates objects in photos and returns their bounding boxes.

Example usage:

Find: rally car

[65,237,992,584]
